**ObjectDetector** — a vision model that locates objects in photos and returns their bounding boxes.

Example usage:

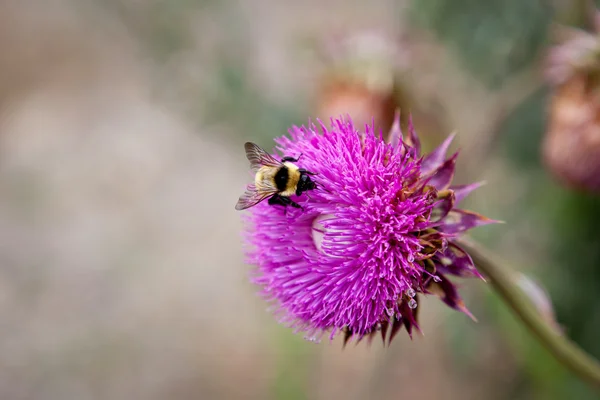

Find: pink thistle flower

[241,114,498,345]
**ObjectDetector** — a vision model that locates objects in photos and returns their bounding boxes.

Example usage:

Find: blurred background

[0,0,599,399]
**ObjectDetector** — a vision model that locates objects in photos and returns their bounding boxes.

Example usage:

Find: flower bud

[543,75,600,192]
[543,10,600,193]
[515,273,562,335]
[313,31,400,135]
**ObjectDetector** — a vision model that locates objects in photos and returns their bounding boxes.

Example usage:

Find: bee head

[297,170,317,194]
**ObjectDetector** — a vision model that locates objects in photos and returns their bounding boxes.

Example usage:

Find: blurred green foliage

[408,0,553,89]
[103,0,207,61]
[202,62,306,145]
[271,326,315,400]
[410,0,600,397]
[499,88,548,169]
[106,0,306,144]
[493,72,600,400]
[498,77,600,362]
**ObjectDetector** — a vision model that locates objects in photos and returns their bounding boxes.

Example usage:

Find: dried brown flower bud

[543,6,600,193]
[543,74,600,192]
[313,31,400,135]
[316,79,396,137]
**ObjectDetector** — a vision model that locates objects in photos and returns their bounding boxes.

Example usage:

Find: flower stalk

[458,238,600,389]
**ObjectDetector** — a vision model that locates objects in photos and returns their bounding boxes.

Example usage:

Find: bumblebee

[235,142,317,211]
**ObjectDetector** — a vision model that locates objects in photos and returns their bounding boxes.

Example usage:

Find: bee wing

[244,142,282,172]
[235,184,277,210]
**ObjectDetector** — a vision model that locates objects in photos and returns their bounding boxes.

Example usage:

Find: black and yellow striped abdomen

[254,162,300,197]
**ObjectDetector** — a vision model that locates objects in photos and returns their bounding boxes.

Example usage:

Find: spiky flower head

[242,114,497,345]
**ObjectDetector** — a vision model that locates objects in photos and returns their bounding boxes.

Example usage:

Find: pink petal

[421,133,456,175]
[427,152,458,191]
[403,114,421,156]
[437,209,501,234]
[428,274,476,321]
[429,190,455,223]
[434,241,484,279]
[388,110,403,149]
[387,315,403,345]
[392,299,421,342]
[450,181,486,205]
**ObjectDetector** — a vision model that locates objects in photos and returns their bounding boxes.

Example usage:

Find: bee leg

[267,194,291,212]
[268,194,285,207]
[278,195,304,211]
[281,153,302,163]
[284,197,303,210]
[298,168,317,176]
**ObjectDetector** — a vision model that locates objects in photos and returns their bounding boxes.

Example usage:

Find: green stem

[457,238,600,390]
